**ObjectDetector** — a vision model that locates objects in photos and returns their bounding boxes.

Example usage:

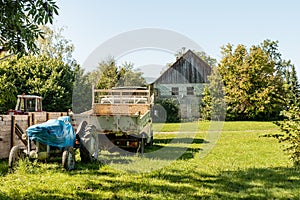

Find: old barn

[152,50,212,121]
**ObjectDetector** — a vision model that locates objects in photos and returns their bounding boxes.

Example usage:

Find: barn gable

[154,50,212,84]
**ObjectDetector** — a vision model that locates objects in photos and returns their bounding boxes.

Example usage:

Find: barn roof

[154,50,212,84]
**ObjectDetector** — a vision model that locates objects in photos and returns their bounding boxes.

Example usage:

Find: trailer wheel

[138,133,147,154]
[8,146,24,170]
[62,146,75,171]
[139,138,145,154]
[80,142,91,163]
[148,135,154,147]
[147,130,154,147]
[79,124,98,163]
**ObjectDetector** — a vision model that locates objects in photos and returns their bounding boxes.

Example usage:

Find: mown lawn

[0,121,299,199]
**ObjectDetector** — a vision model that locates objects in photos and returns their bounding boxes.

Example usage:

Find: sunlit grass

[0,121,299,199]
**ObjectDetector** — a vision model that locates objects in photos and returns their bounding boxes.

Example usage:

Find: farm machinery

[8,86,154,169]
[73,86,154,161]
[7,94,43,115]
[8,116,79,171]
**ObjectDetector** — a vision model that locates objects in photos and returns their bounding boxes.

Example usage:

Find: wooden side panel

[93,104,150,116]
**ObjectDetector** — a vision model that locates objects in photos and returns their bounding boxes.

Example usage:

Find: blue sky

[55,0,300,78]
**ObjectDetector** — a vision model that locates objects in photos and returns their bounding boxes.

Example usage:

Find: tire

[139,137,145,154]
[62,146,75,171]
[8,146,23,169]
[79,124,98,163]
[147,130,154,147]
[138,133,147,154]
[148,135,154,147]
[80,141,92,163]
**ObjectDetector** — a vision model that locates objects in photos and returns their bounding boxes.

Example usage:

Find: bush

[153,98,180,123]
[272,106,300,167]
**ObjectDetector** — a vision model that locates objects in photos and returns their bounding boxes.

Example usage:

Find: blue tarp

[26,116,76,148]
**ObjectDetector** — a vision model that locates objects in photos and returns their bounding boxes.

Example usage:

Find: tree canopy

[0,26,77,113]
[0,55,74,113]
[201,40,296,121]
[0,0,58,55]
[96,58,146,89]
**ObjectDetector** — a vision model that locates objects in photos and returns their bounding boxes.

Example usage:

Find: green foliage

[72,66,93,113]
[284,65,300,107]
[96,58,146,89]
[0,74,17,113]
[118,62,146,87]
[0,0,59,55]
[36,26,77,67]
[194,51,218,68]
[0,55,74,112]
[96,58,120,89]
[273,107,300,166]
[155,98,180,123]
[200,67,226,120]
[216,40,288,120]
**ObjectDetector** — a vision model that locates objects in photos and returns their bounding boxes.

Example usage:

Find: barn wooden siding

[155,50,212,84]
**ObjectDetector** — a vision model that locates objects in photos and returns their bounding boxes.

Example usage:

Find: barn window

[171,87,179,95]
[187,87,194,95]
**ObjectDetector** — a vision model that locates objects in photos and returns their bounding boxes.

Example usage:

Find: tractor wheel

[8,146,24,170]
[62,146,75,171]
[79,124,98,163]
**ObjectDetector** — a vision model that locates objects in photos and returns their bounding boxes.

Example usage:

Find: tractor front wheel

[8,146,25,170]
[62,146,75,171]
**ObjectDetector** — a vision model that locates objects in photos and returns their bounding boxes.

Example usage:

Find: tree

[271,107,300,166]
[96,58,120,89]
[0,55,74,112]
[217,40,287,120]
[36,26,76,67]
[0,0,59,55]
[118,62,146,87]
[0,74,17,113]
[194,51,217,68]
[155,98,180,123]
[284,65,300,107]
[201,67,226,120]
[96,58,146,89]
[72,65,93,113]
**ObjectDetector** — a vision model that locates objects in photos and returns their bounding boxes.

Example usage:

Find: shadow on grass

[71,166,300,199]
[2,158,300,199]
[151,167,300,199]
[153,138,205,144]
[0,136,204,175]
[144,137,205,160]
[87,137,206,166]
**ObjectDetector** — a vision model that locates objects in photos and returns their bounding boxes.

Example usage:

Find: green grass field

[0,121,299,199]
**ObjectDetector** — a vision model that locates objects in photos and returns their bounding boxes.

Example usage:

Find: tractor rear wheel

[79,124,98,163]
